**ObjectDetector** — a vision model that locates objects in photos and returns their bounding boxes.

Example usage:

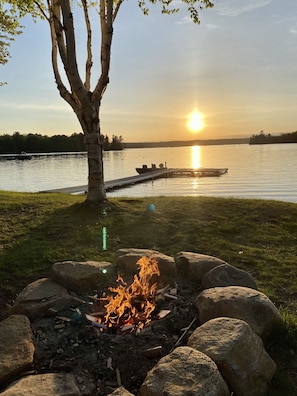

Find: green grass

[0,191,297,394]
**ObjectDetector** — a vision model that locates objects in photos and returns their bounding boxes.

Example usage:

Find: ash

[32,278,198,395]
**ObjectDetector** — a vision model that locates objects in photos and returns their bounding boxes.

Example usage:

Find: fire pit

[31,255,198,395]
[4,250,279,395]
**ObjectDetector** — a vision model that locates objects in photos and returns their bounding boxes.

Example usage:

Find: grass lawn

[0,191,296,394]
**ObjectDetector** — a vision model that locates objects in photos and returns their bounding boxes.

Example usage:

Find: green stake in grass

[102,226,107,250]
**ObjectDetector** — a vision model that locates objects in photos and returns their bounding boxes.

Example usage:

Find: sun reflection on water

[191,145,201,169]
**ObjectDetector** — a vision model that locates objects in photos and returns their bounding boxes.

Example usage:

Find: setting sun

[187,111,205,133]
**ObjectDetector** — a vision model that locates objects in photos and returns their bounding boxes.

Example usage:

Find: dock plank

[41,168,228,194]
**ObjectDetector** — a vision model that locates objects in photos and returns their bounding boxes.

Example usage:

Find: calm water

[1,144,297,203]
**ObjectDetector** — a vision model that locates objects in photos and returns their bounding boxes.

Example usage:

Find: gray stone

[151,252,176,276]
[108,386,135,395]
[139,346,229,396]
[116,249,158,275]
[51,260,115,292]
[201,263,257,290]
[174,251,227,283]
[188,317,276,396]
[195,286,282,340]
[0,315,35,385]
[115,248,158,259]
[1,373,81,395]
[116,250,176,279]
[11,278,72,320]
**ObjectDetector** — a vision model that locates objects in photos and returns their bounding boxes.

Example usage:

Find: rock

[174,252,227,283]
[195,286,282,340]
[0,315,35,385]
[201,263,257,290]
[51,260,115,292]
[11,278,72,320]
[188,317,276,396]
[115,248,158,259]
[151,252,176,277]
[116,250,176,279]
[1,373,81,395]
[108,386,135,395]
[116,252,156,275]
[139,346,229,396]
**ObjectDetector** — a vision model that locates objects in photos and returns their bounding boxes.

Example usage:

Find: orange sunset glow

[187,111,205,133]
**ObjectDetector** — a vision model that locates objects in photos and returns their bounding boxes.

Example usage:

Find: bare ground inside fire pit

[30,277,198,396]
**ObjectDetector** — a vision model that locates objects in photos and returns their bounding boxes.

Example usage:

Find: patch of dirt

[31,278,198,395]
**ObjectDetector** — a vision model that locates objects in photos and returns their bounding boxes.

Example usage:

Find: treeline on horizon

[0,132,123,154]
[249,130,297,145]
[124,137,249,148]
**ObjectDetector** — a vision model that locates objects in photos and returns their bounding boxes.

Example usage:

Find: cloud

[216,0,273,17]
[0,101,68,112]
[290,25,297,35]
[175,15,192,25]
[204,23,218,30]
[175,15,218,28]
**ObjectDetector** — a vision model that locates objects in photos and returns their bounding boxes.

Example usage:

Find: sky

[1,0,297,142]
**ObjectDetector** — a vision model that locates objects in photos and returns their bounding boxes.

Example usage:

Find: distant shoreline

[124,137,249,149]
[0,137,250,156]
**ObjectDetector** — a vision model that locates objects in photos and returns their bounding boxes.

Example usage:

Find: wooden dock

[41,167,228,194]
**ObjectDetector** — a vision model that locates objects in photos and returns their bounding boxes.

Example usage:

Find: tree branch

[48,0,77,110]
[93,0,113,102]
[82,0,92,91]
[113,0,124,23]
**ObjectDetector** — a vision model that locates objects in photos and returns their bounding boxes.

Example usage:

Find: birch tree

[7,0,214,206]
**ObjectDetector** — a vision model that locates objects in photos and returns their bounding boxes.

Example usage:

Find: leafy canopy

[2,0,213,84]
[6,0,214,24]
[0,3,24,85]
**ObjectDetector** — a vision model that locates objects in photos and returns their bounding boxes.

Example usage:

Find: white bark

[45,0,117,205]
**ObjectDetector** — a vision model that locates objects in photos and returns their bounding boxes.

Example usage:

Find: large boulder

[115,248,158,259]
[51,260,115,292]
[116,250,158,275]
[151,252,176,277]
[116,249,176,280]
[188,317,276,396]
[201,263,257,290]
[10,278,72,320]
[195,286,282,340]
[0,315,35,385]
[0,373,81,395]
[174,252,227,283]
[139,346,229,396]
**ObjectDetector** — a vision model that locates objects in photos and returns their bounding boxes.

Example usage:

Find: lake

[1,144,297,203]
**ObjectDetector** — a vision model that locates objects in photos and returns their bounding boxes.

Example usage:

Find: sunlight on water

[1,145,297,203]
[191,146,201,169]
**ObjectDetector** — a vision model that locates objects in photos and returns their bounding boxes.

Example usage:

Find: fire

[98,256,160,333]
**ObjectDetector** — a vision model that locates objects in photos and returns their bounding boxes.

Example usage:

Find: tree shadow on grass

[0,202,115,312]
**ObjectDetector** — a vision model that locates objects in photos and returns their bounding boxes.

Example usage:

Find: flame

[99,256,160,333]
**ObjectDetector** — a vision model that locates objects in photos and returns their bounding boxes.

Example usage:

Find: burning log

[87,256,161,334]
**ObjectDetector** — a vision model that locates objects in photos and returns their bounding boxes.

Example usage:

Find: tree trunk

[47,0,113,206]
[85,129,106,206]
[76,104,106,206]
